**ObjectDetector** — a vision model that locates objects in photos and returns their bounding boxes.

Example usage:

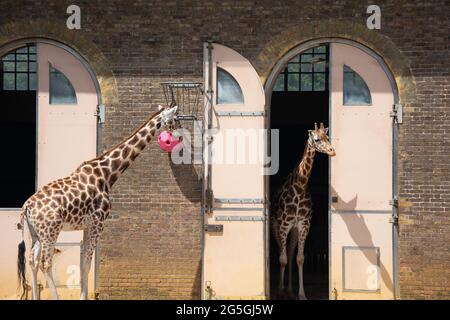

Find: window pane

[2,54,15,61]
[303,49,313,54]
[29,73,37,91]
[3,61,15,71]
[288,63,299,72]
[343,65,372,105]
[216,68,244,104]
[314,73,326,91]
[3,73,14,90]
[301,63,312,72]
[314,61,325,72]
[29,62,36,72]
[287,73,299,91]
[314,46,326,53]
[301,74,312,91]
[50,66,77,104]
[16,47,28,54]
[273,74,285,91]
[29,54,36,61]
[16,62,28,72]
[16,73,28,90]
[29,46,36,53]
[301,54,312,62]
[16,54,28,61]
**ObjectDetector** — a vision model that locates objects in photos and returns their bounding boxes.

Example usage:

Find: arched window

[49,64,77,104]
[272,45,328,92]
[216,67,244,104]
[343,65,372,105]
[1,45,36,91]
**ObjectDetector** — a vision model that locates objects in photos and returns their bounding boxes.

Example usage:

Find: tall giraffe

[17,105,179,300]
[271,122,335,300]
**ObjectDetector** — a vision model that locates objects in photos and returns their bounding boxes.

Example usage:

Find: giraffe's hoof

[298,294,308,300]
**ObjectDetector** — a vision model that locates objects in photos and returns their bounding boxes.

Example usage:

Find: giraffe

[271,122,335,300]
[17,105,180,300]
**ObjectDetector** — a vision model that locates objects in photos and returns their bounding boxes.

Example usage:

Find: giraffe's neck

[83,110,164,188]
[294,139,316,189]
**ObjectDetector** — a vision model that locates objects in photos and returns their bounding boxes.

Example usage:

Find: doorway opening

[0,43,37,208]
[269,44,330,300]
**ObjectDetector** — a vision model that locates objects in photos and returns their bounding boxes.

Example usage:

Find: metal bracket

[390,104,403,124]
[389,196,399,225]
[215,215,265,222]
[95,104,106,124]
[204,224,223,232]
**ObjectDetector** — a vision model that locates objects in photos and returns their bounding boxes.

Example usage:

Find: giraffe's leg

[278,223,292,293]
[24,218,40,300]
[296,219,310,300]
[30,241,41,300]
[287,227,298,294]
[39,242,58,300]
[80,222,103,300]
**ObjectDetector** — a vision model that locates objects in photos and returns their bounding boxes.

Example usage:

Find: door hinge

[205,189,214,214]
[390,104,403,124]
[389,196,399,225]
[95,104,106,124]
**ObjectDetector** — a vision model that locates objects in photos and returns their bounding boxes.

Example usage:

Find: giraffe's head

[308,122,336,157]
[158,104,181,131]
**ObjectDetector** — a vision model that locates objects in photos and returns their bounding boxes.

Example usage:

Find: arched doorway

[265,39,399,300]
[0,39,101,299]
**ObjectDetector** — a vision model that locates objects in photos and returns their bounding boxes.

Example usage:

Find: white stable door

[202,43,267,299]
[330,43,395,300]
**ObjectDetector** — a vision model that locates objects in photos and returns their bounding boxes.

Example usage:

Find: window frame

[49,63,78,105]
[343,64,372,106]
[216,67,245,105]
[0,44,37,92]
[272,45,329,92]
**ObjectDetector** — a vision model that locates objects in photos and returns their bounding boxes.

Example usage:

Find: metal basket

[160,82,203,121]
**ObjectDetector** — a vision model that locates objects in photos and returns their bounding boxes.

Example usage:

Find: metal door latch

[204,224,223,232]
[95,104,106,123]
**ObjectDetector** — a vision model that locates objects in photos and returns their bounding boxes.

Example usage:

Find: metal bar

[213,207,263,211]
[215,215,265,222]
[331,210,392,214]
[214,198,264,204]
[215,111,265,117]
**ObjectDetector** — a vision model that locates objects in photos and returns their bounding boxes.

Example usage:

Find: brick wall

[1,0,448,299]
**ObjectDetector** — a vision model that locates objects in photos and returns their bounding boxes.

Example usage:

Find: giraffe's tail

[17,240,27,300]
[17,206,28,300]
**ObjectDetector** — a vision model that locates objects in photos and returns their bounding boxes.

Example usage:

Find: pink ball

[157,130,181,152]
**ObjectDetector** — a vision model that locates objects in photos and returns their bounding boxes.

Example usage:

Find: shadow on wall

[330,185,393,292]
[168,152,201,203]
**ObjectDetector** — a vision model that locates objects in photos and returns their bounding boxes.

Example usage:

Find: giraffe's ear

[308,130,313,136]
[158,105,165,111]
[324,127,329,134]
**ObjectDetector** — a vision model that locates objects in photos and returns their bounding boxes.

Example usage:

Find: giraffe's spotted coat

[18,105,180,300]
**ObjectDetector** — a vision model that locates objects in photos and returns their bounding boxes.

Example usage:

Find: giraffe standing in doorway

[271,123,335,300]
[17,105,179,300]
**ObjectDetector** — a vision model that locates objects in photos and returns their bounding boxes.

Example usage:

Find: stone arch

[254,19,416,105]
[0,19,118,106]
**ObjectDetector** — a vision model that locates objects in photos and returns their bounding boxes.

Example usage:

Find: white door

[202,43,267,299]
[330,43,395,299]
[36,43,98,299]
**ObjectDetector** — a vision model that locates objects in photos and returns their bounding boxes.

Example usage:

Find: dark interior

[0,45,36,207]
[270,45,329,300]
